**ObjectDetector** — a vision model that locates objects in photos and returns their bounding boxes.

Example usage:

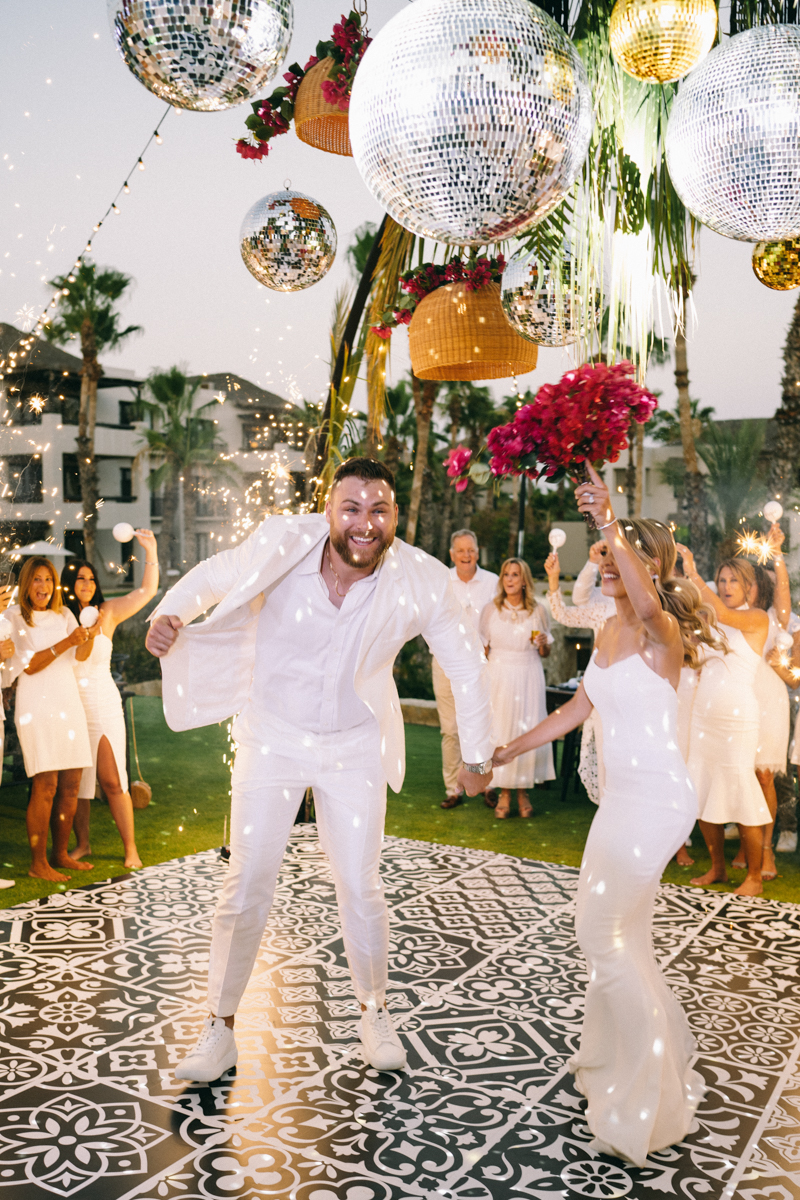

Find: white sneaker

[359,1006,407,1071]
[776,830,798,853]
[174,1017,238,1082]
[723,823,739,840]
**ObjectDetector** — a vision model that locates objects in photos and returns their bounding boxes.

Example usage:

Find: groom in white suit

[146,457,494,1082]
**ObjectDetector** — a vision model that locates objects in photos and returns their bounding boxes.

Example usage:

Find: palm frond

[364,218,416,441]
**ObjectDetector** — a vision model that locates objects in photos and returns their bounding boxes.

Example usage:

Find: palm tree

[696,420,767,556]
[405,372,440,547]
[44,262,141,562]
[767,291,800,502]
[672,284,711,576]
[137,367,236,572]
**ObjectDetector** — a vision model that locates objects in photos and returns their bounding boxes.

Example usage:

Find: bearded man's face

[326,476,398,569]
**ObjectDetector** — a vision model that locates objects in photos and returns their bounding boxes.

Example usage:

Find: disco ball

[752,238,800,291]
[239,190,337,292]
[107,0,293,111]
[500,249,599,346]
[349,0,593,245]
[665,25,800,242]
[609,0,716,83]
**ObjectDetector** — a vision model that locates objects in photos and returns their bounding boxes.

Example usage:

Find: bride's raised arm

[575,462,676,647]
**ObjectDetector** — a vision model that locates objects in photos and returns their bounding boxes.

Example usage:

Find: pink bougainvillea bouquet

[445,361,657,498]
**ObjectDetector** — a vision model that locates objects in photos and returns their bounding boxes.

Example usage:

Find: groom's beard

[329,523,394,569]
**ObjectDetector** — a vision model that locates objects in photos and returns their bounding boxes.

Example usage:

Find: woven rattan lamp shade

[409,283,538,381]
[295,58,353,156]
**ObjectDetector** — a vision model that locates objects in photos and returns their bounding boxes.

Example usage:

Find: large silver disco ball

[501,249,599,346]
[240,191,337,292]
[108,0,293,111]
[665,25,800,242]
[349,0,593,245]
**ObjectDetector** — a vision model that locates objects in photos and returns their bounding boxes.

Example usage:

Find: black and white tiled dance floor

[0,829,798,1199]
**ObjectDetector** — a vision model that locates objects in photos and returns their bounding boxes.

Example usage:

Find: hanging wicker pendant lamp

[294,58,353,157]
[409,282,538,381]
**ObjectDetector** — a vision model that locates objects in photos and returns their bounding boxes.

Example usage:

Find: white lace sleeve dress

[73,631,129,799]
[549,587,615,804]
[479,601,555,788]
[5,606,92,777]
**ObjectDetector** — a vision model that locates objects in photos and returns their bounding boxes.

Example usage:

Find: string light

[137,158,145,171]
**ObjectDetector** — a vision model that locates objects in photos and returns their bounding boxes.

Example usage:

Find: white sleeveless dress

[73,632,129,798]
[687,627,770,825]
[574,650,704,1166]
[754,607,790,772]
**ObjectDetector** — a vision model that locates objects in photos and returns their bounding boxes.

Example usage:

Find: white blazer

[150,513,493,793]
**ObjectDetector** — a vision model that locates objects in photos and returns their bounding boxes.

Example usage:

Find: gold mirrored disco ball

[349,0,593,246]
[500,249,599,346]
[609,0,716,83]
[239,191,337,292]
[752,239,800,291]
[108,0,293,111]
[666,25,800,242]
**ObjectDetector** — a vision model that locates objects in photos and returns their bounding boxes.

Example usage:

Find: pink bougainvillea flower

[235,139,269,160]
[371,325,392,340]
[445,447,472,478]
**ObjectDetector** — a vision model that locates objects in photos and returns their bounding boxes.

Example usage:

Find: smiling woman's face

[598,546,627,598]
[74,567,96,607]
[28,566,54,611]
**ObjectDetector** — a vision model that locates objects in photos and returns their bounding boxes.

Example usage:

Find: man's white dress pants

[208,713,389,1017]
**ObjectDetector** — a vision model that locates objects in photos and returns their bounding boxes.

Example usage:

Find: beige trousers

[432,657,463,796]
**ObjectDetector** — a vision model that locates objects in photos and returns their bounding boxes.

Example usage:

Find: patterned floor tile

[0,828,795,1198]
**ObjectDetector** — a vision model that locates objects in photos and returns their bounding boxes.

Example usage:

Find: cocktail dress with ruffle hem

[571,649,704,1167]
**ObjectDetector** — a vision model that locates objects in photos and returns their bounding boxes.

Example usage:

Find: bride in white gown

[493,464,723,1166]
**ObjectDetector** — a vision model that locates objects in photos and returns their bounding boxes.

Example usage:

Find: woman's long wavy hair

[617,518,725,668]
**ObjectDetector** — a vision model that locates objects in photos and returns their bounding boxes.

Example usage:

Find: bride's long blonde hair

[616,519,724,668]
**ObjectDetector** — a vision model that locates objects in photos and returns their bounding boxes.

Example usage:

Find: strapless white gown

[73,632,128,798]
[573,650,704,1167]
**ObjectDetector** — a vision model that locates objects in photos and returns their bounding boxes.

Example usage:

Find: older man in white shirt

[434,529,498,809]
[146,459,494,1084]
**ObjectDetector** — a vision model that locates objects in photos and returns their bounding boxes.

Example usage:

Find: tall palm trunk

[674,311,710,576]
[78,317,101,563]
[159,475,180,571]
[768,290,800,500]
[182,472,198,570]
[406,373,438,546]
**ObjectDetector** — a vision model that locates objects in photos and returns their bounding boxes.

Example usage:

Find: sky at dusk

[1,0,797,423]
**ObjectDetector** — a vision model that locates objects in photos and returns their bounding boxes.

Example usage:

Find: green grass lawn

[0,707,798,908]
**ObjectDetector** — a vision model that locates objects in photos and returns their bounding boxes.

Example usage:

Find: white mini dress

[74,631,129,798]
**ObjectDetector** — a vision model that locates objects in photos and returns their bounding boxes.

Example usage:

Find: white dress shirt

[250,544,379,735]
[450,565,499,633]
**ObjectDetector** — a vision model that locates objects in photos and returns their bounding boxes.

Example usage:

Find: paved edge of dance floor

[0,828,796,1199]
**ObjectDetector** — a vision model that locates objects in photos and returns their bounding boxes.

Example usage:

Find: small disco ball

[349,0,593,246]
[500,249,599,346]
[666,25,800,242]
[239,190,337,292]
[609,0,716,83]
[107,0,293,111]
[752,238,800,291]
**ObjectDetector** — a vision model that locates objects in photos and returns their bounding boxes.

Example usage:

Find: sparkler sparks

[27,395,45,415]
[15,305,36,332]
[735,530,774,564]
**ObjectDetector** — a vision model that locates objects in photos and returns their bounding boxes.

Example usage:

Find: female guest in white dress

[494,466,721,1166]
[545,542,614,804]
[0,584,17,888]
[60,530,159,871]
[677,550,770,897]
[5,557,96,882]
[479,558,554,819]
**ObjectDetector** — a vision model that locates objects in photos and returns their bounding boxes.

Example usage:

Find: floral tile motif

[0,828,795,1197]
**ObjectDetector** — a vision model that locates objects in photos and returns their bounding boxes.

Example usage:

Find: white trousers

[431,657,462,795]
[208,713,389,1016]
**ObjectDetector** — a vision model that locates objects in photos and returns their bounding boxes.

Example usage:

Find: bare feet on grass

[51,856,93,872]
[762,845,778,881]
[676,846,694,866]
[731,855,746,871]
[29,864,70,882]
[71,845,92,862]
[124,854,143,870]
[733,877,763,897]
[690,868,729,888]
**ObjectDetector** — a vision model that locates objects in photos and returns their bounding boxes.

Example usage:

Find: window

[64,530,85,560]
[119,401,138,427]
[120,467,132,501]
[150,489,163,518]
[62,454,81,503]
[613,468,628,495]
[3,456,43,504]
[196,532,210,561]
[120,536,135,584]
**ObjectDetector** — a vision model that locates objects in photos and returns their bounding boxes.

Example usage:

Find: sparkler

[27,395,45,415]
[735,530,774,564]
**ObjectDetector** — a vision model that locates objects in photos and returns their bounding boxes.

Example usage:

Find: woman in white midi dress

[61,530,159,870]
[677,551,770,896]
[479,558,554,819]
[5,557,95,882]
[494,470,721,1165]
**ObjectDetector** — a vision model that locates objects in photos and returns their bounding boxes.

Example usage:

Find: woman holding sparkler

[60,532,159,871]
[676,552,770,896]
[494,466,721,1165]
[479,558,554,819]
